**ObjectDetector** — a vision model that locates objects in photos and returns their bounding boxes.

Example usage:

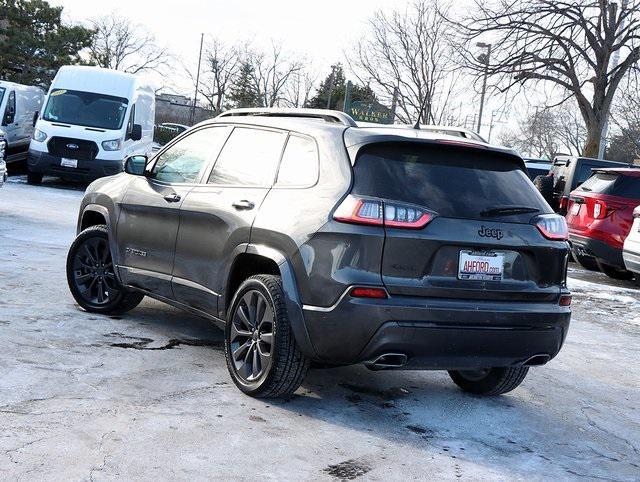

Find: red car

[566,168,640,279]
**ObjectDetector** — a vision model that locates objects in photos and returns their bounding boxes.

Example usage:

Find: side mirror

[2,111,14,127]
[124,155,147,176]
[130,124,143,142]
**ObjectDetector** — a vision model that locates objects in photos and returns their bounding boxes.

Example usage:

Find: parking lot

[1,176,639,481]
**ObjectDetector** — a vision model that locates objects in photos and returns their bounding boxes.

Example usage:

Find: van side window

[208,127,286,187]
[127,104,136,135]
[275,135,319,187]
[150,127,228,184]
[3,91,16,125]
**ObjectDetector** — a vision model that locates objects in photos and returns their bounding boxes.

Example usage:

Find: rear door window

[208,127,286,187]
[579,172,640,198]
[353,143,550,221]
[275,135,318,187]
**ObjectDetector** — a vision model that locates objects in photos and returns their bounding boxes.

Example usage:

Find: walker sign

[346,101,394,124]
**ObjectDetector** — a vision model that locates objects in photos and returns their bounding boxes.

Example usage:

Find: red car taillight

[533,214,568,240]
[333,195,434,229]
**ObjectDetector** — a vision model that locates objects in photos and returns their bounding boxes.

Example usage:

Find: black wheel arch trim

[223,244,319,360]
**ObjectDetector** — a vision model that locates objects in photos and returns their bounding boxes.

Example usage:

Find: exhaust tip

[523,354,551,366]
[366,353,408,370]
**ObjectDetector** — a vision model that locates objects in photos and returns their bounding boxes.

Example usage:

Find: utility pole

[476,42,492,135]
[190,33,204,126]
[598,0,629,159]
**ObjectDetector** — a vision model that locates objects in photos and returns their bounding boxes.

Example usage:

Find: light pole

[476,42,492,136]
[190,33,204,126]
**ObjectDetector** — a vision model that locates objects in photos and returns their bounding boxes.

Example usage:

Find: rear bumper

[623,247,640,274]
[569,233,623,269]
[28,149,123,181]
[302,293,571,369]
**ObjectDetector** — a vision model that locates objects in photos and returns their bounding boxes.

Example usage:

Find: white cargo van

[28,66,155,184]
[0,81,45,165]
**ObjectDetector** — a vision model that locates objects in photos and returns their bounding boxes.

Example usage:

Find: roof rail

[217,108,358,127]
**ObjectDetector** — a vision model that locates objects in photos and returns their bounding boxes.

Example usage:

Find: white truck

[0,80,45,166]
[28,66,155,184]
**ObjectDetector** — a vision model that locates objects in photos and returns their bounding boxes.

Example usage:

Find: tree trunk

[583,121,603,158]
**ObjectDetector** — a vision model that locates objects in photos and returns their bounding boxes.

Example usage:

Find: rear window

[353,143,550,221]
[578,172,640,198]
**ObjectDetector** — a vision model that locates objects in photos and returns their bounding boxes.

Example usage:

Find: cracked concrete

[1,176,639,481]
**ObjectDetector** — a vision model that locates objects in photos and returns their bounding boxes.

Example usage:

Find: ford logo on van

[66,143,80,150]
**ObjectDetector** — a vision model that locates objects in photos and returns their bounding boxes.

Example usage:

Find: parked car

[0,80,45,167]
[622,206,640,283]
[28,66,155,184]
[158,122,189,134]
[566,168,640,278]
[66,108,571,398]
[524,158,551,181]
[0,132,6,186]
[536,155,631,214]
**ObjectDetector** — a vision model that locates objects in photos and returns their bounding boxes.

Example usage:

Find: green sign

[342,80,394,124]
[348,101,394,124]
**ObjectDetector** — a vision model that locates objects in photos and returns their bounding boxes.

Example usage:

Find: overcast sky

[50,0,516,140]
[52,0,410,88]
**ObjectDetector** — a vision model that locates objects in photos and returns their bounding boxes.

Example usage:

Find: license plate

[571,203,581,215]
[458,251,504,281]
[61,158,78,168]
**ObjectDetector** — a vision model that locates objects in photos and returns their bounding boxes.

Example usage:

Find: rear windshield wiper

[480,206,540,217]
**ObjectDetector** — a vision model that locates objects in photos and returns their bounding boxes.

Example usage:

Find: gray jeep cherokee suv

[66,108,571,398]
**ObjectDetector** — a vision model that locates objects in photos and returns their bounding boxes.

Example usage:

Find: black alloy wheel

[229,290,274,382]
[66,225,144,314]
[71,235,119,306]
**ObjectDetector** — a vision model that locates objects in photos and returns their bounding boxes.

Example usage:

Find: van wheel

[27,171,42,185]
[597,261,633,280]
[448,367,529,396]
[224,275,309,398]
[66,225,144,314]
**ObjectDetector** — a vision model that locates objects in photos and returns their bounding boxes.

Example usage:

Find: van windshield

[42,89,129,130]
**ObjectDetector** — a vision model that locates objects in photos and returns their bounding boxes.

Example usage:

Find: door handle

[163,193,181,203]
[232,199,255,210]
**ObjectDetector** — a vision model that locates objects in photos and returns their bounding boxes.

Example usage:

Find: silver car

[0,133,6,187]
[623,205,640,280]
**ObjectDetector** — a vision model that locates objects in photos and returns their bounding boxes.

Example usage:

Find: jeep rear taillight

[333,195,434,229]
[533,214,568,240]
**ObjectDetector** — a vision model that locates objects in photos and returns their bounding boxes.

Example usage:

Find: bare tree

[349,0,460,125]
[456,1,640,157]
[281,68,317,108]
[189,40,241,114]
[249,43,304,107]
[88,14,169,74]
[499,103,586,159]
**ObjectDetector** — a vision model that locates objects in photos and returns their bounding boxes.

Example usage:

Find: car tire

[27,171,43,185]
[448,367,529,396]
[224,275,309,398]
[533,175,554,206]
[597,261,634,280]
[66,225,144,314]
[572,251,599,271]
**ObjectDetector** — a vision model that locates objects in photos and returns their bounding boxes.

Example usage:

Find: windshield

[579,172,640,198]
[353,143,551,222]
[42,89,129,130]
